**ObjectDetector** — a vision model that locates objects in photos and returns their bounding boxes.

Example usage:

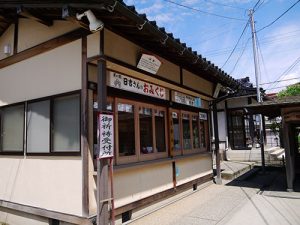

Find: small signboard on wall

[98,113,114,158]
[199,112,208,120]
[173,91,201,108]
[108,71,167,100]
[137,54,162,74]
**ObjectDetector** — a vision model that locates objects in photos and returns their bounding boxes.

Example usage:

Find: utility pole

[249,9,266,173]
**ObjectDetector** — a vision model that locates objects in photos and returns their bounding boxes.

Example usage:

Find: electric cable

[221,20,250,68]
[260,77,300,85]
[257,0,300,33]
[265,84,300,91]
[229,38,250,75]
[202,0,247,10]
[162,0,247,21]
[267,56,300,90]
[256,33,270,87]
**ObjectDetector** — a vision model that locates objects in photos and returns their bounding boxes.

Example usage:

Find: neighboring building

[248,95,300,191]
[214,77,283,163]
[0,1,244,225]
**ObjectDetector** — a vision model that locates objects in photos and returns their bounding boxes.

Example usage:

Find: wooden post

[283,120,294,191]
[97,29,109,225]
[110,158,115,225]
[81,36,89,217]
[213,102,222,184]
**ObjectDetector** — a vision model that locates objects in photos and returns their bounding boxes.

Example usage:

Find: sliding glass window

[0,104,24,152]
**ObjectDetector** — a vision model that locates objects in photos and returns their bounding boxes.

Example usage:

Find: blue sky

[124,0,300,93]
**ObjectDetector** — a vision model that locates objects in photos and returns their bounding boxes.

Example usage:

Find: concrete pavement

[127,168,300,225]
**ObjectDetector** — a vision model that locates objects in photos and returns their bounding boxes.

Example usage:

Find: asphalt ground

[128,167,300,225]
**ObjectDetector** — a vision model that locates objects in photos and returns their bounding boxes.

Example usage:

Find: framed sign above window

[107,71,167,100]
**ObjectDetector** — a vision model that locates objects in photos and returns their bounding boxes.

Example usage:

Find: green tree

[277,83,300,98]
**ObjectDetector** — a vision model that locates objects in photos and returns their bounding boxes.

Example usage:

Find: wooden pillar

[282,120,294,191]
[13,18,18,55]
[213,102,222,184]
[81,36,89,216]
[224,100,230,150]
[97,29,109,225]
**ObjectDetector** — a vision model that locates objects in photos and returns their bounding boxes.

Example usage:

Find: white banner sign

[137,54,162,74]
[108,71,167,100]
[199,112,208,120]
[174,91,201,108]
[98,114,114,158]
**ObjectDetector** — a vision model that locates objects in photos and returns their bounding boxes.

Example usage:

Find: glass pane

[200,121,206,148]
[27,100,50,153]
[172,112,181,150]
[182,113,191,149]
[192,115,200,149]
[53,94,80,152]
[140,107,153,154]
[155,110,166,152]
[118,103,135,156]
[0,105,24,151]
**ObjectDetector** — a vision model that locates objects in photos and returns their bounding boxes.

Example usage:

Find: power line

[229,38,250,75]
[253,0,265,12]
[162,0,247,21]
[256,33,270,86]
[265,84,299,91]
[257,0,300,33]
[253,0,262,11]
[260,77,300,85]
[221,20,250,68]
[202,0,247,10]
[267,56,300,90]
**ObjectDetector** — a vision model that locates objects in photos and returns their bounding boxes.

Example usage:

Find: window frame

[170,109,182,156]
[115,98,139,164]
[25,91,81,156]
[115,98,168,164]
[0,102,25,155]
[199,118,208,152]
[170,108,209,155]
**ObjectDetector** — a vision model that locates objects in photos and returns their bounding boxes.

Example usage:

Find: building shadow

[225,166,300,193]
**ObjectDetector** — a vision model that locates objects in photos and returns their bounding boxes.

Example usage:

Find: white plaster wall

[0,39,81,106]
[0,24,14,60]
[18,19,79,52]
[87,32,100,58]
[176,155,212,186]
[113,163,173,208]
[0,156,82,216]
[218,111,226,142]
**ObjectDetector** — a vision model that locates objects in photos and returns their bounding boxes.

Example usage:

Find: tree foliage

[277,83,300,98]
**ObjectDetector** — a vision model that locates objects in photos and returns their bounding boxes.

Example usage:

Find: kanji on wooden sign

[98,113,114,158]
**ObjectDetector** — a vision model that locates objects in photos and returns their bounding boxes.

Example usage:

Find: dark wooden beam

[213,102,222,184]
[13,18,18,55]
[97,29,109,225]
[17,6,53,26]
[0,28,89,69]
[81,36,89,217]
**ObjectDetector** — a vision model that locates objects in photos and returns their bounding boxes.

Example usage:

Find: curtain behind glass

[27,100,50,153]
[53,95,80,152]
[1,105,24,151]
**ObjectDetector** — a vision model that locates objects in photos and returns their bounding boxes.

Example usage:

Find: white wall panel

[0,40,81,106]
